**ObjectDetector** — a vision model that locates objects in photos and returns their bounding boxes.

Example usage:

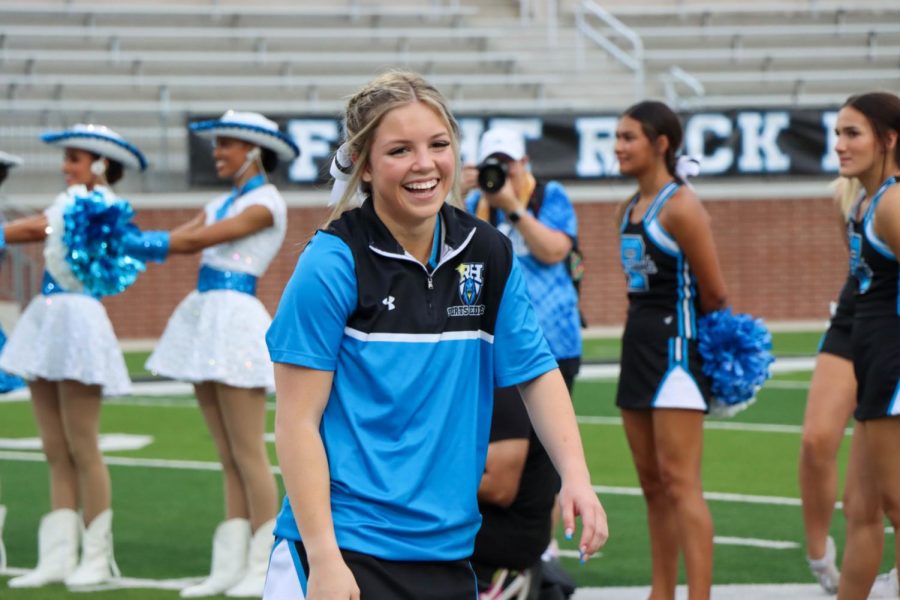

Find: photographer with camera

[465,127,581,391]
[465,128,583,584]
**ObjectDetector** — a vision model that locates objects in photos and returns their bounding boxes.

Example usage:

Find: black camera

[477,157,508,193]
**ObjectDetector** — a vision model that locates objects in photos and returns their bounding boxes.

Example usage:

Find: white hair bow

[676,155,701,188]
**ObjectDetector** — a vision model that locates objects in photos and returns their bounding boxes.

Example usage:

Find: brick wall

[7,196,846,339]
[576,196,846,327]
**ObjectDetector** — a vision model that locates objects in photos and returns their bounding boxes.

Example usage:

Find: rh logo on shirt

[448,262,486,317]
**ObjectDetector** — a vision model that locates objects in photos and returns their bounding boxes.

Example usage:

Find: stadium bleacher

[0,0,897,194]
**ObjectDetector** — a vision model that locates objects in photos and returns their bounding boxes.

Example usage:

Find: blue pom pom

[62,190,146,297]
[697,308,775,410]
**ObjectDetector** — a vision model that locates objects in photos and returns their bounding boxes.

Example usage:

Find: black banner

[187,108,841,186]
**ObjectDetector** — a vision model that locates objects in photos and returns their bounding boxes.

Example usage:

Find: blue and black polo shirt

[266,199,557,561]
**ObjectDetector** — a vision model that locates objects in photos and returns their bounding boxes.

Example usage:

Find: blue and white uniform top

[620,181,697,340]
[465,182,580,360]
[200,175,287,279]
[850,176,900,318]
[145,174,286,389]
[266,199,557,561]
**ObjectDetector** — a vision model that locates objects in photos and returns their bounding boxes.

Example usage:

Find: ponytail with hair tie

[675,155,701,188]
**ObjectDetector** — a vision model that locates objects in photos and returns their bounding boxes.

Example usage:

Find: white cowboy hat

[0,151,23,167]
[189,111,300,161]
[40,124,148,171]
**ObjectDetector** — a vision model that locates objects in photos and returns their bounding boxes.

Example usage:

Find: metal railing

[660,66,705,108]
[575,0,645,101]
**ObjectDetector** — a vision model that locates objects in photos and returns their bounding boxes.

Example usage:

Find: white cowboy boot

[65,509,120,588]
[8,508,79,587]
[225,519,276,597]
[181,518,251,598]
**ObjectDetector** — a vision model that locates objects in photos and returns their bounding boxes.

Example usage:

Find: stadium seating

[0,0,897,194]
[575,0,900,108]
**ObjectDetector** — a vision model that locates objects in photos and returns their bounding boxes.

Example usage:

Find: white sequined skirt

[146,290,274,390]
[0,293,131,396]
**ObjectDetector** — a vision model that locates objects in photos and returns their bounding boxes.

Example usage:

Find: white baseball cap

[477,127,526,163]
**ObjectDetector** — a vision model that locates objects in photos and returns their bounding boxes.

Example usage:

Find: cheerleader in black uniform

[799,176,895,596]
[834,91,900,600]
[615,101,727,600]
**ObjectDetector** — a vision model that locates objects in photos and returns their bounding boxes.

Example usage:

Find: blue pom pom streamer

[697,308,775,408]
[62,191,146,297]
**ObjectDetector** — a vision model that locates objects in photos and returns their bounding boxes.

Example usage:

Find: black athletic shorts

[263,538,478,599]
[852,317,900,421]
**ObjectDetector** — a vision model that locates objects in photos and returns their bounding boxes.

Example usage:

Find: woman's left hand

[558,479,609,560]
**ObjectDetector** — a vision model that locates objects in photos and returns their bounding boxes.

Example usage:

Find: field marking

[0,433,153,452]
[559,537,796,557]
[594,485,803,507]
[573,583,834,599]
[0,449,281,474]
[578,415,852,436]
[713,536,799,549]
[579,357,814,381]
[0,568,201,591]
[0,450,808,509]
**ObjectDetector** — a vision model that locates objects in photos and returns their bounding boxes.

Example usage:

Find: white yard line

[578,357,814,381]
[577,415,812,434]
[593,485,804,507]
[0,449,280,474]
[0,567,202,591]
[573,583,832,599]
[0,449,805,509]
[713,536,799,549]
[577,415,853,437]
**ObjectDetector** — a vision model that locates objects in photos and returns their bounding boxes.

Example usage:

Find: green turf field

[0,354,892,597]
[581,330,824,363]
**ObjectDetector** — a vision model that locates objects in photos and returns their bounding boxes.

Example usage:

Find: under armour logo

[664,315,673,325]
[382,296,396,311]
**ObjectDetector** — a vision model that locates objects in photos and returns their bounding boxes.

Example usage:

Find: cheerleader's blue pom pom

[62,191,146,297]
[697,308,774,408]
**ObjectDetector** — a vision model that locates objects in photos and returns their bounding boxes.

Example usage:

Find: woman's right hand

[306,556,360,600]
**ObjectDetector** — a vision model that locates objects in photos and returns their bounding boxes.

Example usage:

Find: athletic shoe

[869,568,899,598]
[807,536,840,594]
